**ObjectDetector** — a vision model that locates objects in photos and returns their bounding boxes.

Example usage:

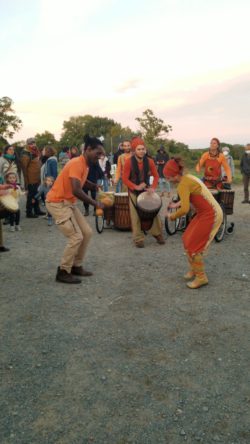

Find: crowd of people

[0,135,250,289]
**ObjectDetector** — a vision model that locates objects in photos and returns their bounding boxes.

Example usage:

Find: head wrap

[163,159,183,178]
[131,137,145,151]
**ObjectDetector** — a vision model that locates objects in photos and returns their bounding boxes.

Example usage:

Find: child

[35,177,54,225]
[5,172,23,232]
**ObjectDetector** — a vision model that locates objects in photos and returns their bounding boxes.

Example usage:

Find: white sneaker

[15,225,21,231]
[10,226,15,232]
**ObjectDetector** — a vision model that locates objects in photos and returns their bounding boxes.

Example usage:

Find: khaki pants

[46,201,93,273]
[129,193,162,244]
[243,174,250,201]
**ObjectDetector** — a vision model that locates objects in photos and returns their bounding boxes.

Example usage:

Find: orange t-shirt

[46,155,89,203]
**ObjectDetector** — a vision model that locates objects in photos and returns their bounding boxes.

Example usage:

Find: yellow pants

[129,193,162,243]
[46,201,93,273]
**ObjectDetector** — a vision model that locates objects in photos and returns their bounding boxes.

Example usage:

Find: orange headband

[163,159,182,178]
[131,137,145,151]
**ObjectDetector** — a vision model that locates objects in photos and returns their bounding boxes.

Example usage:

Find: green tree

[0,96,22,139]
[60,116,89,148]
[34,131,58,150]
[135,109,172,153]
[59,114,135,153]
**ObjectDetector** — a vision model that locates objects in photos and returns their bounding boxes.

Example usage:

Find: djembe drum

[136,191,162,231]
[114,192,131,230]
[0,193,19,219]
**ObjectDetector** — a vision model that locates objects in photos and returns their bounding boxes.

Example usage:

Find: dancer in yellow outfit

[164,158,223,289]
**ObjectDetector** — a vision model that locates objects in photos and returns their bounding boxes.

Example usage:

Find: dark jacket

[83,162,104,189]
[240,153,250,176]
[113,147,123,165]
[155,149,169,177]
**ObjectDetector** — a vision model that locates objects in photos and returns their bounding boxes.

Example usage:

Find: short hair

[45,146,57,157]
[83,134,104,150]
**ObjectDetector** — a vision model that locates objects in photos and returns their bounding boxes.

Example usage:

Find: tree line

[0,96,245,164]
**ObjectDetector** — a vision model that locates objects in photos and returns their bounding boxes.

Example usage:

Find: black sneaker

[0,246,10,253]
[56,267,81,284]
[35,210,46,216]
[26,214,39,218]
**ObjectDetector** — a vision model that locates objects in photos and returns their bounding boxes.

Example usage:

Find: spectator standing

[41,146,58,181]
[59,147,70,169]
[114,140,132,192]
[0,183,13,252]
[98,153,111,192]
[20,137,45,218]
[113,143,124,165]
[221,147,235,180]
[0,145,20,184]
[240,143,250,203]
[70,146,79,158]
[155,145,170,196]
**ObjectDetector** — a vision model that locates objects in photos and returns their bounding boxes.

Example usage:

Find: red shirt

[122,156,159,191]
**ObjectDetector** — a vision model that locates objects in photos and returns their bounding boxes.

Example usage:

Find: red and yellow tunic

[196,152,232,189]
[170,174,223,255]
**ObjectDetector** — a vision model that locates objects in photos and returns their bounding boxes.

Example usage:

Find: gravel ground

[0,186,249,444]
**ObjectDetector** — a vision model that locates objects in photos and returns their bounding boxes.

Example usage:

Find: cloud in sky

[1,0,250,147]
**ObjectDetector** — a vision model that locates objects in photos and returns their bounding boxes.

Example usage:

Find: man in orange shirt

[114,140,131,192]
[122,137,165,248]
[46,136,105,284]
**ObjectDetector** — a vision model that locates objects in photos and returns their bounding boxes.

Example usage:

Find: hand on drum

[165,211,173,219]
[135,182,147,191]
[145,187,155,194]
[168,201,181,209]
[96,201,105,210]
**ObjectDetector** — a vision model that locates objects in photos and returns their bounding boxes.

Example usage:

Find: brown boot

[135,240,145,248]
[71,266,93,276]
[56,267,81,284]
[154,234,166,245]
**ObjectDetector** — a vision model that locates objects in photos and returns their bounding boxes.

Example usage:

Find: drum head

[114,192,128,196]
[137,191,161,211]
[0,194,18,212]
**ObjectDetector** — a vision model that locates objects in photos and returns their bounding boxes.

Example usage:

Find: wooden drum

[218,190,235,215]
[114,192,131,230]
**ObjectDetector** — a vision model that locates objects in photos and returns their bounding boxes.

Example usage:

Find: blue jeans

[116,179,122,193]
[159,177,171,193]
[98,178,109,192]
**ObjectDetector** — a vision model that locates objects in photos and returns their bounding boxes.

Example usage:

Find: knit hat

[131,137,145,151]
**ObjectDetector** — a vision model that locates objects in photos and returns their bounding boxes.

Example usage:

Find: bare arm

[85,179,98,191]
[70,178,103,208]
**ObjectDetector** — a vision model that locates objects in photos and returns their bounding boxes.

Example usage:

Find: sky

[1,0,250,148]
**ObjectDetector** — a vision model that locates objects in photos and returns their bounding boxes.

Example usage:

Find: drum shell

[104,205,115,223]
[114,193,131,230]
[217,190,235,215]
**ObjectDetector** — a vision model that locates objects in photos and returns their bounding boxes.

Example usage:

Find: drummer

[122,137,165,248]
[195,137,232,189]
[164,157,223,289]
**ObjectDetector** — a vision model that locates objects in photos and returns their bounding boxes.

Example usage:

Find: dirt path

[0,186,249,444]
